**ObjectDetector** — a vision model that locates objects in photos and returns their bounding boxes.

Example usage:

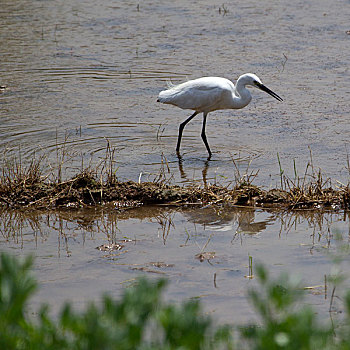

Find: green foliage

[59,279,169,350]
[157,300,232,349]
[0,253,232,350]
[2,252,350,349]
[0,253,37,349]
[240,265,335,350]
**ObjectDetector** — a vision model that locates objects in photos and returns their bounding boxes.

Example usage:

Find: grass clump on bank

[2,252,350,349]
[0,150,349,210]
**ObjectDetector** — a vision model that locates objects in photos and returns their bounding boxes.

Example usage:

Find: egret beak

[255,82,283,102]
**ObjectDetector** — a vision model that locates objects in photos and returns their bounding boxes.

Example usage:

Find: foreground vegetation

[0,149,349,210]
[1,252,350,349]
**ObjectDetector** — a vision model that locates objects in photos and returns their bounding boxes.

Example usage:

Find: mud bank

[1,169,349,210]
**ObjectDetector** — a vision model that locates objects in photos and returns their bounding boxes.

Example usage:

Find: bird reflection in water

[181,206,274,238]
[177,154,210,188]
[177,159,274,236]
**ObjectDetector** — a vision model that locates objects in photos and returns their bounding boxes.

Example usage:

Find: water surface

[0,0,349,185]
[1,206,349,324]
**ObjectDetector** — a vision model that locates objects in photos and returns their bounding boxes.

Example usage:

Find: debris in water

[195,252,216,262]
[96,243,124,252]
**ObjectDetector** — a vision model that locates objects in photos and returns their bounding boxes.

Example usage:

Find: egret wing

[159,77,232,112]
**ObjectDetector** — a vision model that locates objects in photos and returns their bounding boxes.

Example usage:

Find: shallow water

[1,206,350,324]
[0,0,349,186]
[1,0,350,325]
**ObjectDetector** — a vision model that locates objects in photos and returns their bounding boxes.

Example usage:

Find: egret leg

[176,111,199,154]
[201,112,212,158]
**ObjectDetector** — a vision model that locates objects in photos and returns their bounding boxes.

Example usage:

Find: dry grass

[0,147,349,210]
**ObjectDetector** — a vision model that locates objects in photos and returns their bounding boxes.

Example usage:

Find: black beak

[255,82,283,102]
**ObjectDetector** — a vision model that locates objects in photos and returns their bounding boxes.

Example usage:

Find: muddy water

[1,206,349,324]
[0,0,350,324]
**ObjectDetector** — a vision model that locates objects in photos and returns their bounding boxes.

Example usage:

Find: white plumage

[157,73,282,158]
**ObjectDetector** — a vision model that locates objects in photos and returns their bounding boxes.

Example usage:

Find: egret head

[241,73,283,102]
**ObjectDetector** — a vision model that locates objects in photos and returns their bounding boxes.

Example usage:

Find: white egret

[157,73,283,158]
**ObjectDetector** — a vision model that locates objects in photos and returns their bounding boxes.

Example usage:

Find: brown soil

[0,170,349,210]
